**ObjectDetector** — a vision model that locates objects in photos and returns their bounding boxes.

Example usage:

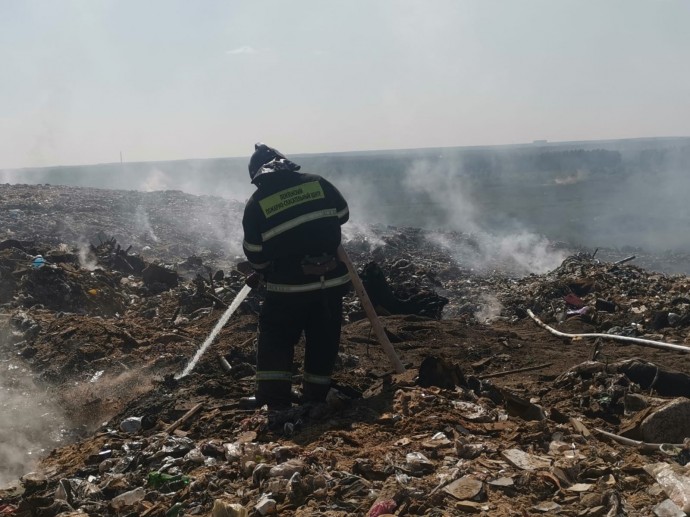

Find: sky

[0,0,689,169]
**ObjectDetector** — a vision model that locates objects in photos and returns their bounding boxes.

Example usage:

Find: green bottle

[147,472,190,490]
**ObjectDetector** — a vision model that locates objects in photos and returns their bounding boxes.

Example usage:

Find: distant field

[2,137,689,255]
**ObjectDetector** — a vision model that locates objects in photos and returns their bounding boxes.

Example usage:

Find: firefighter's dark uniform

[242,144,350,408]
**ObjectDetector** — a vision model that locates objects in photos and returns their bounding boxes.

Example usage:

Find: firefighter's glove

[245,272,261,289]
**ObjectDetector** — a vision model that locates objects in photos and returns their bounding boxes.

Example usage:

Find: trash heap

[1,184,690,516]
[4,348,690,516]
[0,184,245,271]
[505,252,690,346]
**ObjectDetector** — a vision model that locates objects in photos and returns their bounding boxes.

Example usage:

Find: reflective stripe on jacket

[242,170,350,292]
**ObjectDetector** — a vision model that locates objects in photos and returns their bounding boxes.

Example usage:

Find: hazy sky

[1,0,689,168]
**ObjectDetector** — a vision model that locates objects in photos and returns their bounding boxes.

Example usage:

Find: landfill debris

[3,184,690,515]
[119,416,143,433]
[644,463,690,512]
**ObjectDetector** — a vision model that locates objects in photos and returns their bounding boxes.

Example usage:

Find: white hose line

[593,428,685,450]
[526,309,690,354]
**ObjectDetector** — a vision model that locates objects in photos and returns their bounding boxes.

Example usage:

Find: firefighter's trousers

[255,289,343,408]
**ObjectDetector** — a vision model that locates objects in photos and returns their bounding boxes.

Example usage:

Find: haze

[1,0,689,169]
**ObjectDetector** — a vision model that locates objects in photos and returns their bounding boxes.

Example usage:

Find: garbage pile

[505,252,690,346]
[1,184,690,516]
[0,184,246,271]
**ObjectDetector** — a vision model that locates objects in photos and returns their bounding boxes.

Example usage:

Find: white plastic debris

[110,487,145,510]
[184,448,206,465]
[119,416,142,433]
[451,400,491,421]
[501,449,552,471]
[653,498,686,517]
[268,459,304,479]
[644,463,690,512]
[89,370,104,383]
[406,452,433,473]
[224,442,243,462]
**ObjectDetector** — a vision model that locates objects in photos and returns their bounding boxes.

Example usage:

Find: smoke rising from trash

[0,329,67,488]
[134,206,159,243]
[4,170,690,513]
[401,159,566,276]
[76,240,98,271]
[1,138,690,274]
[60,368,156,431]
[473,294,504,323]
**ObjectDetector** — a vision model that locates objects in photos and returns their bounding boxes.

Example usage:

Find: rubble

[2,184,690,515]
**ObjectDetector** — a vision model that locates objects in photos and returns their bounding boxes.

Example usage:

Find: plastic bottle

[111,487,145,510]
[147,472,190,490]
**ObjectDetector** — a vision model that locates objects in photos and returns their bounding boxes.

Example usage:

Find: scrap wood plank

[460,420,515,434]
[569,417,592,438]
[165,402,204,434]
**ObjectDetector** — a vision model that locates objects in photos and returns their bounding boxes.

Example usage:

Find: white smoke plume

[474,293,504,323]
[342,220,385,250]
[140,168,172,192]
[404,159,566,276]
[0,326,68,487]
[134,205,159,243]
[76,239,98,271]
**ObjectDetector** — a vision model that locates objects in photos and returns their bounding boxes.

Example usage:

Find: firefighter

[241,143,350,409]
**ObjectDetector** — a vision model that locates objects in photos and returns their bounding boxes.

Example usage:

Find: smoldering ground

[3,141,690,273]
[0,330,158,487]
[401,158,567,276]
[0,324,68,487]
[56,367,156,432]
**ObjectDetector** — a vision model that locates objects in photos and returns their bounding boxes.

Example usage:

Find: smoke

[579,146,690,251]
[0,158,254,202]
[0,169,15,183]
[4,141,690,269]
[77,240,98,271]
[140,168,172,192]
[58,368,154,431]
[0,319,157,487]
[194,204,245,258]
[553,168,590,185]
[0,325,68,487]
[342,220,385,250]
[403,159,480,232]
[403,159,566,276]
[134,205,159,243]
[474,294,504,323]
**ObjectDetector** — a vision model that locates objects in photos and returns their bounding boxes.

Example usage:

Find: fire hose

[526,309,690,354]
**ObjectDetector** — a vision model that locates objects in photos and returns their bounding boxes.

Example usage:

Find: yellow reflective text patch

[259,181,324,218]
